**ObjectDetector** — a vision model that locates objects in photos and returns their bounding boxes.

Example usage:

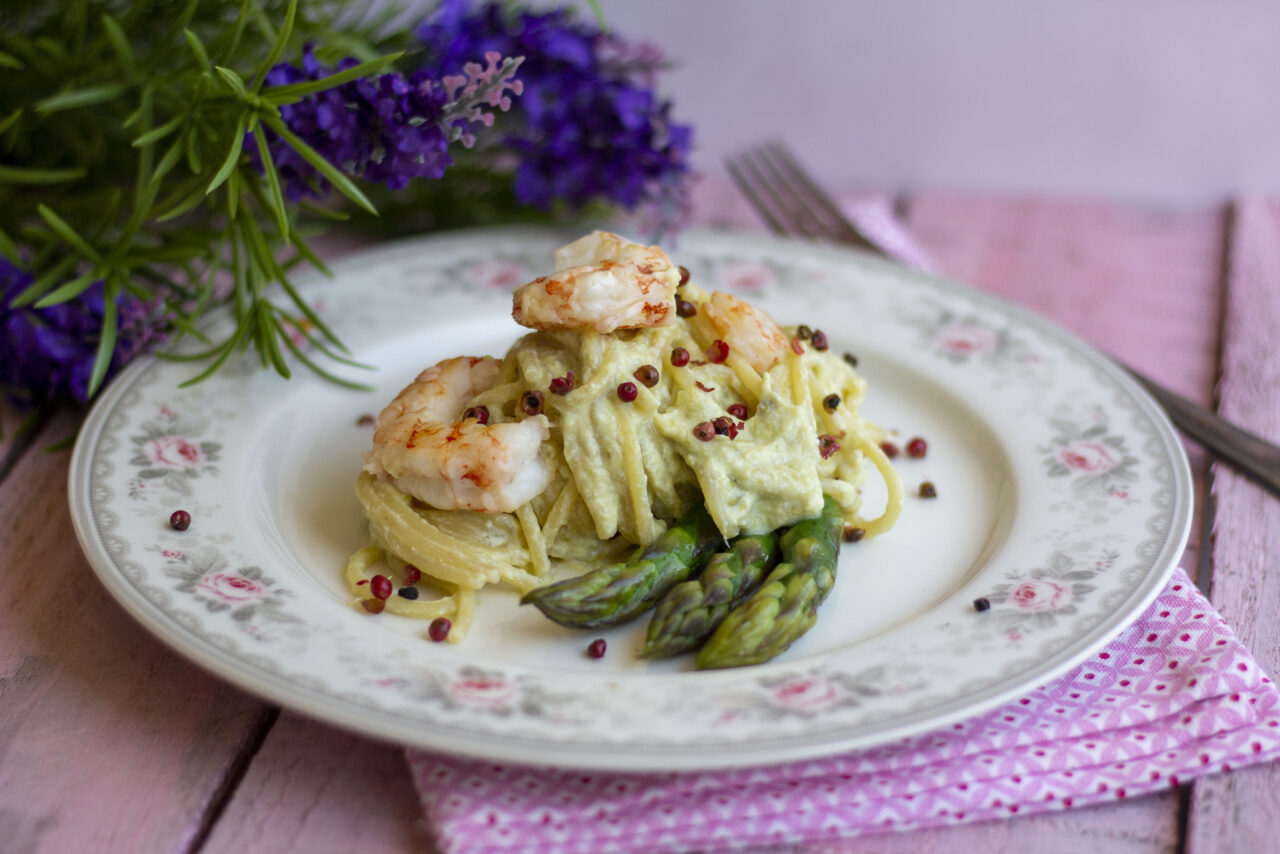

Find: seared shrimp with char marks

[364,356,551,513]
[703,291,791,372]
[512,231,681,333]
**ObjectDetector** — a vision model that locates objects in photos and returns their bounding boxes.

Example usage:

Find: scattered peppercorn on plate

[69,227,1191,770]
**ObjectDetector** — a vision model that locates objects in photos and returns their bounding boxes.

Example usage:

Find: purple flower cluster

[0,260,161,405]
[415,1,694,227]
[262,47,522,199]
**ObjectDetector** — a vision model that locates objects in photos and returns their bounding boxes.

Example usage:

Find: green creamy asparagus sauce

[504,323,829,545]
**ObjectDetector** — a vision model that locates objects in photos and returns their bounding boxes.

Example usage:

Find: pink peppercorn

[370,575,393,600]
[617,381,638,402]
[706,340,729,364]
[429,618,452,642]
[587,638,607,658]
[727,403,748,419]
[906,437,928,458]
[670,347,690,367]
[633,364,660,387]
[169,510,191,531]
[549,372,575,395]
[520,390,544,416]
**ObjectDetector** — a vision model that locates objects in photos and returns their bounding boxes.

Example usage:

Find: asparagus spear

[520,504,722,628]
[641,531,778,658]
[696,495,844,669]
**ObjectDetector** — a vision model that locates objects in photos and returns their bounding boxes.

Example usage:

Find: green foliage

[0,0,416,395]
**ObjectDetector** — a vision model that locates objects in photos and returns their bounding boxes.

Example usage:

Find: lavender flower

[0,260,162,406]
[415,1,694,235]
[260,46,522,199]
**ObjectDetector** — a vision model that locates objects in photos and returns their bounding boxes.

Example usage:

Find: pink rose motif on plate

[716,259,774,292]
[467,260,527,290]
[1009,579,1072,612]
[982,550,1107,636]
[935,322,999,356]
[196,572,268,604]
[771,677,842,712]
[145,436,205,469]
[450,676,517,707]
[1059,441,1118,474]
[130,407,222,497]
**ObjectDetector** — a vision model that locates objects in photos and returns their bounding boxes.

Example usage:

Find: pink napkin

[406,567,1280,853]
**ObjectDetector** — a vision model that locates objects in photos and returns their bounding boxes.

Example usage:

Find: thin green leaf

[0,226,22,264]
[37,204,103,263]
[33,270,98,308]
[86,281,119,398]
[288,230,332,277]
[151,173,208,219]
[297,199,350,221]
[252,0,298,93]
[43,432,79,453]
[35,83,129,113]
[150,136,185,184]
[184,127,202,172]
[278,328,373,391]
[131,113,185,148]
[252,125,290,240]
[0,164,87,184]
[11,256,76,307]
[179,321,250,387]
[121,82,154,129]
[101,14,136,78]
[226,165,240,220]
[288,318,371,370]
[585,0,608,31]
[251,5,278,46]
[262,52,402,104]
[216,0,252,63]
[214,66,249,100]
[257,302,291,378]
[0,108,22,135]
[274,271,346,352]
[261,115,377,215]
[0,52,25,70]
[183,28,210,72]
[206,113,247,194]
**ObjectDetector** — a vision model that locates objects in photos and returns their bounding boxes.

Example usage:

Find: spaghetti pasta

[346,234,903,643]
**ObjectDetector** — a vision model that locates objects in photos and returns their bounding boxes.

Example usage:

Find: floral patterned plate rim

[69,227,1192,771]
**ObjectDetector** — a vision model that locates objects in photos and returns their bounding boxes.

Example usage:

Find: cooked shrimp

[512,231,681,333]
[363,356,551,513]
[703,291,791,371]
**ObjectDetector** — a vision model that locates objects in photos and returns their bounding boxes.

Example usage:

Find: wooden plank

[202,712,433,854]
[1184,199,1280,851]
[0,408,270,853]
[871,192,1229,853]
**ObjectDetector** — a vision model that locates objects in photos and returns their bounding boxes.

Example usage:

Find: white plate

[70,228,1192,770]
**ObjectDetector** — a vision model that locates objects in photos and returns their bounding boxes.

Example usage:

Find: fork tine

[745,143,838,241]
[758,142,882,254]
[732,145,830,240]
[725,152,791,237]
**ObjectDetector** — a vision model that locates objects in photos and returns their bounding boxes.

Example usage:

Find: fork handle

[1126,368,1280,496]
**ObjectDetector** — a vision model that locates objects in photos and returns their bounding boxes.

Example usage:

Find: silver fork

[726,141,1280,498]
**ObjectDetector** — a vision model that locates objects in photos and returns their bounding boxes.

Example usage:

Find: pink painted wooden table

[3,189,1278,853]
